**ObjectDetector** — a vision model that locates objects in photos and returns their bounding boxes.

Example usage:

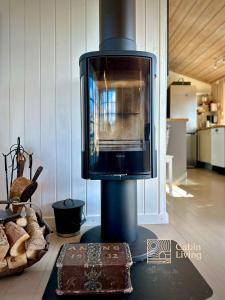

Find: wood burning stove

[80,0,157,261]
[80,52,156,179]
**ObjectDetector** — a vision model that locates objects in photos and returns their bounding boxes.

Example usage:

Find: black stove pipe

[101,180,137,243]
[99,0,136,51]
[99,0,137,244]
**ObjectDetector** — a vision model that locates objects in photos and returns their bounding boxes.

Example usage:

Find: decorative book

[56,243,133,295]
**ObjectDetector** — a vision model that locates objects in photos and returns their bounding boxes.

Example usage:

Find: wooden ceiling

[169,0,225,83]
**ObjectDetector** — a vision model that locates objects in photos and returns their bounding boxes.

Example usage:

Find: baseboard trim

[44,212,169,230]
[196,161,213,170]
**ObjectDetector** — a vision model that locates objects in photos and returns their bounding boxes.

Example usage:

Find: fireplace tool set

[0,138,51,277]
[0,137,43,222]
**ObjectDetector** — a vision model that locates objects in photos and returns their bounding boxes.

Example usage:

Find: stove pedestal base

[80,225,157,262]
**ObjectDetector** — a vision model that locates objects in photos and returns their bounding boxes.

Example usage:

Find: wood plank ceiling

[169,0,225,83]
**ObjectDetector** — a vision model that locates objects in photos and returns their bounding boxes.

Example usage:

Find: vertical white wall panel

[136,0,146,51]
[158,0,168,220]
[144,179,158,214]
[71,0,87,208]
[0,0,168,224]
[40,0,56,215]
[9,0,25,145]
[0,0,10,199]
[55,0,72,202]
[144,0,160,216]
[146,0,160,56]
[24,0,41,207]
[86,0,99,51]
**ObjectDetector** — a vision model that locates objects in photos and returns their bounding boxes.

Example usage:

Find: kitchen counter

[198,125,225,131]
[167,118,189,122]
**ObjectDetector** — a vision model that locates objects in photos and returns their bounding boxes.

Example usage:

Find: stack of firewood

[0,207,46,273]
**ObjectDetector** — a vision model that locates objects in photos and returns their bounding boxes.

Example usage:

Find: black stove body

[80,0,157,261]
[80,51,156,180]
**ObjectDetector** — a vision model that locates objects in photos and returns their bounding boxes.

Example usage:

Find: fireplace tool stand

[80,180,157,262]
[0,137,33,222]
[3,137,33,203]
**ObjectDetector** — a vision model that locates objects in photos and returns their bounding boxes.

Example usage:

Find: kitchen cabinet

[198,126,225,168]
[198,129,211,164]
[211,127,225,167]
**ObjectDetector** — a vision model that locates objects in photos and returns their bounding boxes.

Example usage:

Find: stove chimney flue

[99,0,136,51]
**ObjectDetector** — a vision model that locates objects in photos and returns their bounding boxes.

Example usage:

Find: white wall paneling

[144,0,160,217]
[40,0,56,215]
[9,0,25,145]
[25,0,41,206]
[55,0,72,204]
[0,0,168,225]
[0,0,10,199]
[71,0,87,211]
[158,0,169,223]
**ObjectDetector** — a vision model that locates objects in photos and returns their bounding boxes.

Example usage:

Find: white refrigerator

[168,85,197,167]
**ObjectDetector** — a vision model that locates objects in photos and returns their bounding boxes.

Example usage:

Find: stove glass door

[88,56,152,175]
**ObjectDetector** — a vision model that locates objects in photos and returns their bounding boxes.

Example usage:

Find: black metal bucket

[52,199,86,237]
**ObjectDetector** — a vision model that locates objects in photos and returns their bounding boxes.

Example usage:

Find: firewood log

[0,259,8,273]
[7,253,27,269]
[0,225,10,261]
[25,208,46,259]
[16,217,28,228]
[5,222,30,257]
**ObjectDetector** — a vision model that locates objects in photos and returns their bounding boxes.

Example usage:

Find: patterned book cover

[56,243,133,295]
